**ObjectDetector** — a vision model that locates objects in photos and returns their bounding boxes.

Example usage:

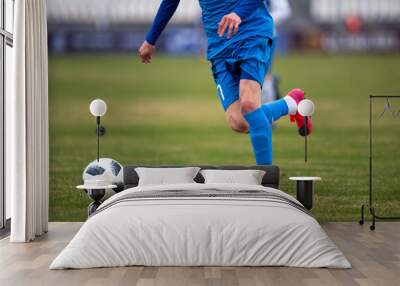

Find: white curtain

[7,0,49,242]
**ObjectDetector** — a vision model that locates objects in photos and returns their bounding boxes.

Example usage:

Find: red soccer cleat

[287,88,312,136]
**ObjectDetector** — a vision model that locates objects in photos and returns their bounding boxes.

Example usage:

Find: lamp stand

[96,116,100,162]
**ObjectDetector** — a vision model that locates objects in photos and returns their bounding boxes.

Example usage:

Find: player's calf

[229,118,248,133]
[239,79,273,165]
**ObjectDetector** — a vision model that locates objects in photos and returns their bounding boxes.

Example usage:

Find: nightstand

[289,177,321,210]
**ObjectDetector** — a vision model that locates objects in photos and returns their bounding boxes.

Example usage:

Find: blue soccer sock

[261,98,289,123]
[244,108,272,165]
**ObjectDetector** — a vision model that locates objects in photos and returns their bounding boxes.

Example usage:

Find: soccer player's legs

[239,39,297,124]
[211,55,272,164]
[225,101,249,133]
[211,58,248,133]
[237,38,276,165]
[240,79,273,165]
[241,58,291,123]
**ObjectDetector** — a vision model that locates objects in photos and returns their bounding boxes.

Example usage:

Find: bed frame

[123,165,280,189]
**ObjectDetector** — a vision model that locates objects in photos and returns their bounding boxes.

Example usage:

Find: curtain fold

[8,0,49,242]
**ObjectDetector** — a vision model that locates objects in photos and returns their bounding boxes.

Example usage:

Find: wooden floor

[0,222,399,286]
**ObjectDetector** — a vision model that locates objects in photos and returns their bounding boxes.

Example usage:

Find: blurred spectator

[262,0,292,105]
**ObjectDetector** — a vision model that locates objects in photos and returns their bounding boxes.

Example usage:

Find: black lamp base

[296,181,314,210]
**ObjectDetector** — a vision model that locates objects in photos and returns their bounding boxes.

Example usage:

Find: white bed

[50,183,351,269]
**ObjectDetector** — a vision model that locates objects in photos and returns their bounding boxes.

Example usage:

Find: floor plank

[0,222,399,286]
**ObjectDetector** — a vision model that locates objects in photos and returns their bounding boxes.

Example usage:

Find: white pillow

[200,169,266,185]
[135,167,200,186]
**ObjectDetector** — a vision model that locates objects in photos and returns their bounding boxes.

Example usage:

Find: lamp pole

[97,116,100,162]
[298,99,314,164]
[304,116,308,163]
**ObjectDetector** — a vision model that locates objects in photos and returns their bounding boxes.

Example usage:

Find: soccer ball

[82,158,124,201]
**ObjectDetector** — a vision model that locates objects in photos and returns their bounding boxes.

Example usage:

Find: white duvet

[50,183,351,269]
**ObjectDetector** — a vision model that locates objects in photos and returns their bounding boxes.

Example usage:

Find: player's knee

[240,97,259,114]
[240,80,261,113]
[240,89,260,114]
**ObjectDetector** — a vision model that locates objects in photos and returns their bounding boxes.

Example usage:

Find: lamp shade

[298,99,315,116]
[90,99,107,117]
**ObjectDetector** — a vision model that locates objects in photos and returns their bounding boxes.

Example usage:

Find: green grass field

[49,53,400,222]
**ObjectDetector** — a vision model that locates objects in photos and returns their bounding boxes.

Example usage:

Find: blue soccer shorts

[211,36,274,111]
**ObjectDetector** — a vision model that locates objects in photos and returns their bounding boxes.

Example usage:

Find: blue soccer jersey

[198,0,274,59]
[146,0,274,60]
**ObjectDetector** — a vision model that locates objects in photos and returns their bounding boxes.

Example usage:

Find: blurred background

[47,0,400,54]
[46,0,400,221]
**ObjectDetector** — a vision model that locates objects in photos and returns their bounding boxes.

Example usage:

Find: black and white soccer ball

[82,158,124,200]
